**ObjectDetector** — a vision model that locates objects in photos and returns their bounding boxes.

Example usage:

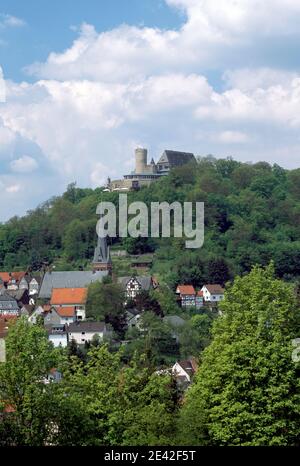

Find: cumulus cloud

[10,155,38,173]
[0,14,26,28]
[1,0,300,219]
[0,125,15,148]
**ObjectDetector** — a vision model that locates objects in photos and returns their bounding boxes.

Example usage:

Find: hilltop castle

[108,148,196,191]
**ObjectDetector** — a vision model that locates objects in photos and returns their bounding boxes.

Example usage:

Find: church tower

[92,235,112,273]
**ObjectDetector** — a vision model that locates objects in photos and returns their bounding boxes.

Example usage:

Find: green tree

[0,318,58,445]
[178,313,214,359]
[179,264,300,446]
[86,282,126,335]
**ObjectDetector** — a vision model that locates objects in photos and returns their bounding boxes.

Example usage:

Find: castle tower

[135,148,148,174]
[92,235,112,273]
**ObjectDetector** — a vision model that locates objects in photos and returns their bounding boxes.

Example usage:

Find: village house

[176,285,196,307]
[7,288,29,308]
[28,277,41,297]
[176,285,204,309]
[118,275,155,300]
[0,272,43,305]
[172,358,198,389]
[6,272,26,291]
[201,284,225,303]
[125,309,142,330]
[20,304,35,320]
[39,270,108,300]
[67,321,108,345]
[0,290,20,317]
[44,306,77,326]
[21,304,51,324]
[50,287,87,321]
[46,324,68,348]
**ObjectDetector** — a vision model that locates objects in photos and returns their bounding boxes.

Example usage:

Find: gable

[127,278,141,290]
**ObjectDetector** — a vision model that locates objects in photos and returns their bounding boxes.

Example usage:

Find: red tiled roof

[0,271,26,284]
[177,285,195,295]
[11,272,26,282]
[50,288,87,305]
[0,273,10,283]
[197,290,204,297]
[56,306,75,318]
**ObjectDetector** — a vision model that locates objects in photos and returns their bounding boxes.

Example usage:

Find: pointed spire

[92,235,112,272]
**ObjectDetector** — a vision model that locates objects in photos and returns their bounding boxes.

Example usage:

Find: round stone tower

[135,148,147,174]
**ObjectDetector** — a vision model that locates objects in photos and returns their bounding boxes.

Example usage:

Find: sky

[1,0,300,221]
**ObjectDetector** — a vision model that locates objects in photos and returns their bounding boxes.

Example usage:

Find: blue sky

[0,0,182,82]
[1,0,300,221]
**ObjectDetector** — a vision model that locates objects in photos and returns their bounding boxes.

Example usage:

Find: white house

[172,358,198,388]
[46,325,68,348]
[19,277,29,290]
[67,321,108,345]
[201,284,225,303]
[29,278,40,296]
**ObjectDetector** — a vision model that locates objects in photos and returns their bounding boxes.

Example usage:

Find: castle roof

[158,150,195,168]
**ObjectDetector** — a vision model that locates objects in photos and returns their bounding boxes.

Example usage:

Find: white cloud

[0,125,15,148]
[10,155,38,173]
[223,68,299,92]
[5,184,21,193]
[0,14,26,28]
[90,162,116,188]
[1,0,300,219]
[217,131,251,144]
[195,77,300,127]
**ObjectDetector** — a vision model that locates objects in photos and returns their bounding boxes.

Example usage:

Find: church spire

[92,235,112,273]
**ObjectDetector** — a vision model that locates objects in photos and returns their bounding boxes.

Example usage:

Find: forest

[1,155,300,290]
